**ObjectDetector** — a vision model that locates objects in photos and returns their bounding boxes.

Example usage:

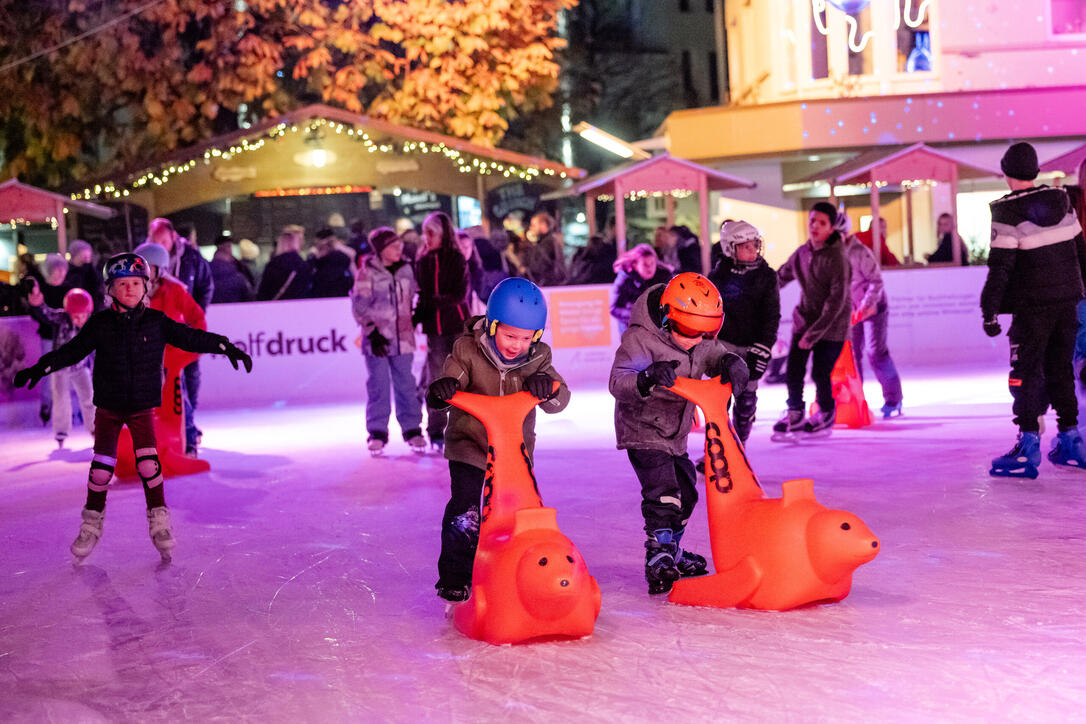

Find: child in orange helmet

[609,272,749,594]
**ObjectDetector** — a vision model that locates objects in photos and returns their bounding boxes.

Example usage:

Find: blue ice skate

[880,402,903,419]
[989,431,1041,479]
[1047,429,1086,469]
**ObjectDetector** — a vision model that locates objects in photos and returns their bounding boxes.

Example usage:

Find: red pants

[93,408,157,457]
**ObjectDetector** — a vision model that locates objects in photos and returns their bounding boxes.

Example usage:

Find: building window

[706,0,714,12]
[810,4,829,80]
[896,0,933,72]
[680,49,697,105]
[679,0,690,12]
[1051,0,1086,34]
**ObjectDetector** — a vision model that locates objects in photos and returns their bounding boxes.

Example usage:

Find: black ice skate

[436,584,470,602]
[645,530,680,595]
[55,431,67,449]
[675,549,708,577]
[801,409,836,438]
[771,409,804,442]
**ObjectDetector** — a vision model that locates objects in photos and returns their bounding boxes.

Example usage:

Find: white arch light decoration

[812,0,932,54]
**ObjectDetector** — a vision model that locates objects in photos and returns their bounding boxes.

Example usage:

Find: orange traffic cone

[810,339,873,429]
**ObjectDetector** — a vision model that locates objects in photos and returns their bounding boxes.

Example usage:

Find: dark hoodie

[609,284,730,455]
[982,185,1086,317]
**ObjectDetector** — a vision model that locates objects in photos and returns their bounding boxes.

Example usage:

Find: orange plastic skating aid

[809,339,873,429]
[667,377,879,611]
[114,345,210,479]
[446,387,601,645]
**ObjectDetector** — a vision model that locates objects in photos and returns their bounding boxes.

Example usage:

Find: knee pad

[88,454,116,492]
[135,448,164,489]
[734,390,758,421]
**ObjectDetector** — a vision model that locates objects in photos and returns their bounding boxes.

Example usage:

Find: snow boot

[147,506,175,561]
[645,529,680,595]
[990,431,1041,479]
[771,408,804,442]
[1048,428,1086,469]
[802,408,836,437]
[70,507,104,560]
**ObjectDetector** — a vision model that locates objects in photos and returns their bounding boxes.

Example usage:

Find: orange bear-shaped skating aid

[446,388,601,645]
[115,345,210,479]
[667,377,879,611]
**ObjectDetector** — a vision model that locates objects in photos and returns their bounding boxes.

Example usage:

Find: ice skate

[55,431,67,449]
[70,507,104,560]
[801,409,836,438]
[436,584,470,602]
[1048,429,1086,469]
[989,431,1040,479]
[39,403,51,426]
[147,506,175,561]
[645,529,680,595]
[430,436,445,454]
[405,432,427,455]
[771,409,804,442]
[675,549,708,578]
[367,435,387,457]
[881,402,903,419]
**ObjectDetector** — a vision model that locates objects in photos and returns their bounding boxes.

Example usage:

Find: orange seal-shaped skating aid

[667,377,879,611]
[447,387,601,645]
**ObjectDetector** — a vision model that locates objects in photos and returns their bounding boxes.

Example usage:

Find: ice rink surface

[2,364,1086,722]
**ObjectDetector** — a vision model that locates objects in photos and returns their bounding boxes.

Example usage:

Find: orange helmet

[660,272,723,337]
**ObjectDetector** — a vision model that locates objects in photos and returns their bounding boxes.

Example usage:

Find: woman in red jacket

[414,212,471,451]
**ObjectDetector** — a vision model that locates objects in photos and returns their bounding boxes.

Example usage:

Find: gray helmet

[133,242,170,271]
[719,220,763,260]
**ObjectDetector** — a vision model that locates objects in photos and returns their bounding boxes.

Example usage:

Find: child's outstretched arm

[13,318,98,389]
[161,318,252,372]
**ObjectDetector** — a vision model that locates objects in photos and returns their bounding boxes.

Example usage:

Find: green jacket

[437,316,571,470]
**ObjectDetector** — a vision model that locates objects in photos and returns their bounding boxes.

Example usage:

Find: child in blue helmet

[12,253,252,563]
[426,277,571,601]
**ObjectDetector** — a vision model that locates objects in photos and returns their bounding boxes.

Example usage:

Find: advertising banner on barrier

[0,268,1004,419]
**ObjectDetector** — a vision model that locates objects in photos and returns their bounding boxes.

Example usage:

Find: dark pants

[90,407,164,510]
[1009,302,1079,432]
[182,360,200,449]
[423,333,458,440]
[850,303,903,407]
[785,335,845,412]
[627,449,698,536]
[436,460,485,589]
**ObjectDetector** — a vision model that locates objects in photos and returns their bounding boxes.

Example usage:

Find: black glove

[13,363,46,390]
[368,329,390,357]
[524,371,558,401]
[637,360,679,396]
[218,338,253,373]
[983,316,1001,338]
[428,376,460,404]
[745,343,772,380]
[718,352,750,394]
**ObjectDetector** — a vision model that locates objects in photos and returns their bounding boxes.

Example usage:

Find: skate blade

[802,429,833,439]
[1048,456,1085,468]
[988,465,1039,479]
[770,432,800,443]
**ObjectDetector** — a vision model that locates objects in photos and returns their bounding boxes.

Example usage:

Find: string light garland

[71,117,567,202]
[596,189,695,202]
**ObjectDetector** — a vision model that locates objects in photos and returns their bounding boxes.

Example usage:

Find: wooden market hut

[0,179,114,256]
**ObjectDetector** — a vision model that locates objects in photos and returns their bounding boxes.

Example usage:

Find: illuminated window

[1051,0,1086,35]
[810,3,829,80]
[896,0,933,73]
[847,6,873,76]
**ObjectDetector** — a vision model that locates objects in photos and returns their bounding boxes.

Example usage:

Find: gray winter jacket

[777,235,852,345]
[844,236,886,313]
[609,284,730,455]
[350,257,417,356]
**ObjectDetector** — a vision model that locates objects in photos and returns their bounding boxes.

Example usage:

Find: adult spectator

[570,232,618,284]
[414,211,471,449]
[610,243,671,334]
[346,218,371,260]
[927,213,970,265]
[838,214,903,417]
[456,230,486,314]
[855,217,901,266]
[507,211,567,286]
[237,238,262,285]
[257,227,314,301]
[64,239,105,309]
[473,230,512,302]
[210,236,255,303]
[309,227,354,298]
[665,225,703,275]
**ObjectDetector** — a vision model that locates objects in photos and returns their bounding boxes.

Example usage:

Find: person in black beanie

[984,141,1086,478]
[773,201,852,439]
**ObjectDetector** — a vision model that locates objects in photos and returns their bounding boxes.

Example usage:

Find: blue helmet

[486,278,547,341]
[104,252,150,284]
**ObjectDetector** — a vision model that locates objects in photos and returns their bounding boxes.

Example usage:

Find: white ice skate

[406,433,427,455]
[70,507,104,561]
[55,432,67,449]
[147,506,175,561]
[367,437,386,456]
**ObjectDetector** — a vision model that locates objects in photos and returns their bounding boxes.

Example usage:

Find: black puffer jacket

[982,185,1086,317]
[415,247,470,337]
[708,257,781,349]
[37,305,229,411]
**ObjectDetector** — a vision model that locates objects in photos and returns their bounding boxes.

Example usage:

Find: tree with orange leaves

[0,0,574,186]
